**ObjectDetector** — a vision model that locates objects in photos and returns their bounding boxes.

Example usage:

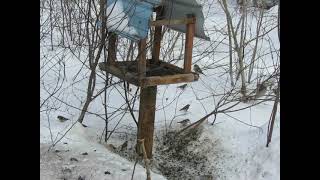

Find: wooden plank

[151,7,164,63]
[98,62,139,86]
[137,86,157,158]
[138,38,147,78]
[184,14,196,73]
[150,18,195,26]
[99,60,199,87]
[107,32,117,65]
[140,73,199,87]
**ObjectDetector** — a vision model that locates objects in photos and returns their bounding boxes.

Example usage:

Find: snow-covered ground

[40,1,279,179]
[40,123,167,180]
[40,102,279,180]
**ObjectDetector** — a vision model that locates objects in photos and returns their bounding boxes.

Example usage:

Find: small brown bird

[57,115,69,122]
[177,119,190,126]
[179,104,190,112]
[70,157,78,162]
[120,141,128,151]
[105,144,116,151]
[254,83,267,99]
[272,88,277,95]
[194,64,205,75]
[78,176,85,180]
[177,83,188,90]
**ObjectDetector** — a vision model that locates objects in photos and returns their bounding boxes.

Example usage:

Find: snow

[40,105,279,179]
[40,1,279,179]
[40,123,167,180]
[204,110,280,180]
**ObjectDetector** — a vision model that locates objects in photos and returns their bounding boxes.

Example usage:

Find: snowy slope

[40,122,167,180]
[40,0,279,179]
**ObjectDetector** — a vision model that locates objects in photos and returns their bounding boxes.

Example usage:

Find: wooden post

[152,7,164,64]
[137,86,157,159]
[107,32,117,65]
[137,37,157,159]
[184,14,196,73]
[138,38,147,78]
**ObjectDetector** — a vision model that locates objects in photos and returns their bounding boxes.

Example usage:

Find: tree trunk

[238,1,248,97]
[266,77,280,147]
[248,9,264,83]
[77,0,107,123]
[226,17,234,87]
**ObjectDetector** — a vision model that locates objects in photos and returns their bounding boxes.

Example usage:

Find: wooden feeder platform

[99,60,199,87]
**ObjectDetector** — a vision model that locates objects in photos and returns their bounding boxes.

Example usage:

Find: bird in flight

[57,115,69,122]
[179,104,190,112]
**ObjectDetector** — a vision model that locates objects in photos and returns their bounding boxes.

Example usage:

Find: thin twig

[131,156,140,180]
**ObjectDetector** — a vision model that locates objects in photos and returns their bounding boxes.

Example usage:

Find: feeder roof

[106,0,160,41]
[162,0,210,40]
[106,0,209,41]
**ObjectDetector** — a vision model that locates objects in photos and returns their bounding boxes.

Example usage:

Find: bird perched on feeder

[179,104,190,112]
[57,115,69,122]
[177,119,190,126]
[194,64,205,75]
[177,83,188,90]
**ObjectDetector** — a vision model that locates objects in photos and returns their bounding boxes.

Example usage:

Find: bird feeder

[99,0,209,158]
[99,13,199,87]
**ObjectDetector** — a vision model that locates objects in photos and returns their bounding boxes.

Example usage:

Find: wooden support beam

[150,18,195,26]
[184,14,196,73]
[152,7,164,64]
[138,38,147,79]
[99,61,198,87]
[137,86,157,159]
[99,60,200,87]
[140,73,199,87]
[107,32,117,65]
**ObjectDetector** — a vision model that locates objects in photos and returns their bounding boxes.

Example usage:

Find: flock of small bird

[177,104,191,126]
[174,64,205,126]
